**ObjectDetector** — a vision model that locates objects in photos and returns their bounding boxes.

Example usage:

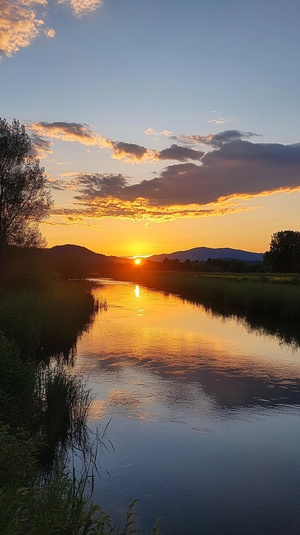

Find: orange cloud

[0,1,44,58]
[57,0,103,17]
[29,122,204,163]
[1,0,103,59]
[48,135,300,222]
[29,121,113,149]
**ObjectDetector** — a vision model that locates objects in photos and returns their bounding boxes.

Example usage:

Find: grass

[0,269,160,534]
[115,269,300,319]
[0,424,141,535]
[0,279,97,360]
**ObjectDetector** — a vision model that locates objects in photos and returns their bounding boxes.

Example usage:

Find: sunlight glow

[134,258,141,265]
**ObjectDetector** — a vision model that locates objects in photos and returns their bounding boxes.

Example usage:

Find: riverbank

[0,270,146,534]
[109,269,300,319]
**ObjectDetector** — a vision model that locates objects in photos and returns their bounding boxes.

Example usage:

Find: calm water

[73,279,300,535]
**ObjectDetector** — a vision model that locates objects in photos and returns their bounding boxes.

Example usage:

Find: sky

[1,0,300,257]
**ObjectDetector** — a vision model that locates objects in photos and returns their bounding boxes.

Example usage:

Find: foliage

[0,118,52,250]
[264,230,300,272]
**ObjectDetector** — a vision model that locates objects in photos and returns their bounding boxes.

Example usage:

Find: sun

[134,258,141,265]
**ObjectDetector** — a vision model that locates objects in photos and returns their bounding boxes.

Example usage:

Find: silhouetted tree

[0,118,52,252]
[264,230,300,272]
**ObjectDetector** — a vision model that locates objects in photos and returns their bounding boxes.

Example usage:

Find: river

[72,278,300,535]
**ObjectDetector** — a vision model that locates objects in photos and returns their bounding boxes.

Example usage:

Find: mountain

[44,244,118,274]
[44,244,264,270]
[46,244,109,262]
[149,247,263,263]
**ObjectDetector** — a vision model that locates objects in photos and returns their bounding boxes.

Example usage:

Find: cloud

[207,117,226,124]
[156,144,204,162]
[117,141,300,206]
[29,121,113,149]
[29,121,205,163]
[112,142,152,163]
[29,133,53,158]
[45,28,55,38]
[74,173,127,199]
[171,130,259,148]
[1,0,102,58]
[53,138,300,222]
[52,197,243,222]
[57,0,103,17]
[144,127,173,137]
[0,1,44,58]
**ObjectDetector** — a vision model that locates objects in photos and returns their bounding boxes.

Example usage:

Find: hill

[46,244,109,262]
[44,244,118,276]
[149,247,263,263]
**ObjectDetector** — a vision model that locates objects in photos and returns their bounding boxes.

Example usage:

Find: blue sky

[1,0,300,256]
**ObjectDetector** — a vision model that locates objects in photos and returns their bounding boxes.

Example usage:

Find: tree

[0,118,52,251]
[264,230,300,272]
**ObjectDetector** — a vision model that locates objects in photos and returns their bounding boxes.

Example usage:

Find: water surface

[74,279,300,534]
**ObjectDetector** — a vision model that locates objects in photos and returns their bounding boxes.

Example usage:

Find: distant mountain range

[149,247,263,263]
[45,244,263,265]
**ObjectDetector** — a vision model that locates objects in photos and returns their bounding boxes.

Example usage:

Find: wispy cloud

[171,130,260,148]
[29,121,113,149]
[207,117,226,124]
[29,133,53,158]
[144,128,173,138]
[29,121,205,163]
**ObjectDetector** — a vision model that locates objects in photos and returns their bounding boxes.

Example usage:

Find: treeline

[140,257,264,273]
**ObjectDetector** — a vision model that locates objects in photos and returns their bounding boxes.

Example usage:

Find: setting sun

[134,258,141,265]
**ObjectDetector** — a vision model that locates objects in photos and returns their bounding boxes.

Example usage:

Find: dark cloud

[121,141,300,206]
[73,173,127,201]
[210,130,260,147]
[171,129,260,148]
[30,121,208,163]
[157,144,204,161]
[69,140,300,211]
[112,142,149,161]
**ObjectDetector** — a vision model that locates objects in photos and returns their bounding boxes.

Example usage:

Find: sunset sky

[1,0,300,257]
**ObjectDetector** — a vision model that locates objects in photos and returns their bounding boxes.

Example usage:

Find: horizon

[47,242,265,257]
[2,1,300,257]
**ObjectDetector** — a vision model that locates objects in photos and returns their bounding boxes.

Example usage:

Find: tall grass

[0,328,146,534]
[36,365,92,465]
[0,280,97,360]
[117,270,300,319]
[0,423,140,535]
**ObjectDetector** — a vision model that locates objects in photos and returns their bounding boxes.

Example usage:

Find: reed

[119,270,300,319]
[0,279,96,360]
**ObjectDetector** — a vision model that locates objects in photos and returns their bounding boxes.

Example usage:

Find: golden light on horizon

[134,258,141,265]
